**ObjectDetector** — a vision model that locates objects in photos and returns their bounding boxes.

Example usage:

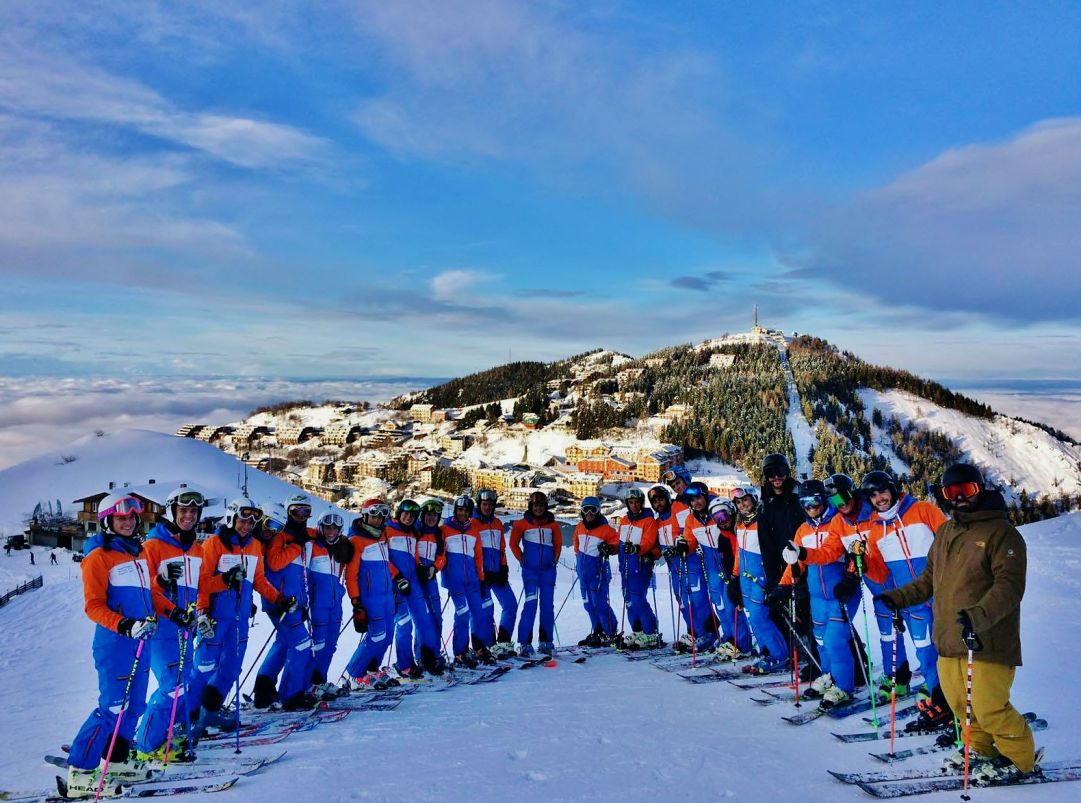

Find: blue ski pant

[577,555,617,636]
[393,588,441,671]
[311,607,343,683]
[135,626,195,753]
[70,638,150,770]
[620,556,657,635]
[188,615,248,715]
[670,556,712,645]
[446,582,493,657]
[275,609,314,703]
[739,572,787,662]
[700,548,751,652]
[345,592,396,678]
[413,578,443,664]
[810,594,861,693]
[863,576,909,677]
[481,580,519,643]
[517,566,556,645]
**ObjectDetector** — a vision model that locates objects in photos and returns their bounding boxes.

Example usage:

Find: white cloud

[429,269,498,303]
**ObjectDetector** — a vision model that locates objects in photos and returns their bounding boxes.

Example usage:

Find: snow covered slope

[2,514,1078,801]
[0,429,343,536]
[860,389,1081,498]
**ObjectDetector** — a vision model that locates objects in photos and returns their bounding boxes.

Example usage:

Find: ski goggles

[580,505,600,516]
[730,488,755,501]
[397,501,421,516]
[710,509,734,527]
[319,512,345,529]
[660,469,687,484]
[364,503,391,519]
[799,493,825,509]
[288,505,312,518]
[262,515,287,534]
[827,490,853,508]
[236,506,263,522]
[476,490,498,504]
[98,497,144,519]
[942,481,981,501]
[764,468,789,480]
[421,502,444,515]
[174,490,207,507]
[683,485,707,499]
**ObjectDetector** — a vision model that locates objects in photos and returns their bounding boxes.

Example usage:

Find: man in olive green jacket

[878,463,1035,779]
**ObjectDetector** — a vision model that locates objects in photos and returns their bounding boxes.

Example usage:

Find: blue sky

[2,1,1080,383]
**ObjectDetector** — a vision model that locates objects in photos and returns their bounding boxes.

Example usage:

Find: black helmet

[797,479,826,508]
[528,490,549,510]
[624,487,646,503]
[453,494,475,514]
[762,453,790,478]
[396,499,421,519]
[861,471,898,498]
[475,488,498,505]
[941,463,984,488]
[825,473,856,507]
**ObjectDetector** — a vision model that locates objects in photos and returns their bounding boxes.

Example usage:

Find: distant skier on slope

[65,493,156,798]
[509,491,561,656]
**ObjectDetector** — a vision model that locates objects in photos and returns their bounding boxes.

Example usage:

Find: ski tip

[544,660,557,668]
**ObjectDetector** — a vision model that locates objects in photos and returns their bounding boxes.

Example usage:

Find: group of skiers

[68,451,1035,797]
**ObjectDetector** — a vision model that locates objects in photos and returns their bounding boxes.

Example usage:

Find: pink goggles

[98,497,143,520]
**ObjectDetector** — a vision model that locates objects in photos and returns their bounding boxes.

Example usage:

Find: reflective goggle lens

[103,497,144,517]
[943,482,981,501]
[581,505,599,515]
[477,491,497,503]
[320,513,345,528]
[800,494,824,509]
[730,488,751,500]
[711,510,733,527]
[827,491,850,508]
[175,491,206,507]
[263,516,286,533]
[238,507,263,521]
[365,504,391,518]
[289,505,312,517]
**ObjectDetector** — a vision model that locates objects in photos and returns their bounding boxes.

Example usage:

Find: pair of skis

[829,758,1081,798]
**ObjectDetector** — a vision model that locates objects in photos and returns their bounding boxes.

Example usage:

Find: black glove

[164,562,184,581]
[833,574,861,603]
[661,545,677,559]
[673,538,689,557]
[488,566,509,586]
[641,555,655,568]
[418,564,437,582]
[623,542,639,555]
[766,585,792,605]
[332,539,355,564]
[279,595,298,614]
[222,564,246,591]
[118,617,156,640]
[597,543,616,557]
[352,600,367,633]
[957,610,983,651]
[250,603,258,619]
[168,607,195,628]
[395,576,412,596]
[873,593,898,612]
[726,580,743,607]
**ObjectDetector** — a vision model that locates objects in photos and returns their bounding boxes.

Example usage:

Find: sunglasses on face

[765,469,788,480]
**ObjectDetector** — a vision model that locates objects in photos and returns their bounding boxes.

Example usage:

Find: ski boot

[454,651,479,669]
[519,643,536,658]
[941,748,994,775]
[251,674,279,710]
[537,641,555,656]
[820,685,853,709]
[744,656,786,675]
[490,641,517,659]
[714,641,739,662]
[638,633,661,650]
[803,672,834,700]
[673,633,695,654]
[475,646,497,666]
[971,749,1044,785]
[63,765,124,799]
[420,646,446,677]
[905,686,952,733]
[393,665,427,684]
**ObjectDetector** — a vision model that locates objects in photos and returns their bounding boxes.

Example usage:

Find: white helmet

[165,484,207,524]
[225,497,263,529]
[259,502,288,540]
[317,511,345,540]
[98,492,144,535]
[285,493,312,516]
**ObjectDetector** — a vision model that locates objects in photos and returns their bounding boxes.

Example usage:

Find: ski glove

[766,585,792,605]
[848,540,867,557]
[661,545,676,559]
[395,577,412,596]
[673,538,689,557]
[873,593,898,612]
[418,565,438,582]
[957,610,983,652]
[119,617,157,640]
[164,562,184,581]
[833,574,861,603]
[597,543,616,557]
[250,603,258,619]
[622,542,639,555]
[641,555,655,568]
[332,539,355,565]
[222,564,246,591]
[168,606,195,629]
[488,567,509,587]
[279,595,298,614]
[351,600,367,634]
[196,614,215,640]
[782,542,806,565]
[726,580,743,607]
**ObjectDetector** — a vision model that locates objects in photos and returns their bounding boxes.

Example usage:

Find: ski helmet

[361,498,391,519]
[647,485,671,504]
[708,497,736,528]
[685,481,709,498]
[259,503,288,539]
[661,465,692,486]
[730,486,759,506]
[286,493,312,517]
[98,492,144,535]
[762,453,790,479]
[453,494,475,515]
[527,491,549,511]
[475,488,498,506]
[624,488,646,503]
[317,511,345,540]
[824,474,856,508]
[580,496,601,516]
[941,463,984,504]
[225,497,263,528]
[861,471,898,499]
[165,484,207,524]
[420,499,445,518]
[395,499,421,519]
[797,479,826,510]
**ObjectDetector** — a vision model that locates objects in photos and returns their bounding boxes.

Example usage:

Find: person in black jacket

[758,453,816,673]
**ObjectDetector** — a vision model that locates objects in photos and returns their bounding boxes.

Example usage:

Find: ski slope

[1,514,1079,801]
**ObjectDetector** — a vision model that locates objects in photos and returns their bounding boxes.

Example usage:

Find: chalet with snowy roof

[276,424,322,445]
[175,423,204,438]
[410,403,436,422]
[322,423,365,446]
[232,424,271,449]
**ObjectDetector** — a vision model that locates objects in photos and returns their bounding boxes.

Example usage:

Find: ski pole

[97,638,146,801]
[234,584,242,754]
[618,548,628,644]
[853,551,880,731]
[228,620,277,710]
[889,610,906,757]
[666,563,678,646]
[962,644,974,799]
[163,602,195,766]
[553,573,579,626]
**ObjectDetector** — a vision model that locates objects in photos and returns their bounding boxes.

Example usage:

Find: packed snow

[2,513,1079,801]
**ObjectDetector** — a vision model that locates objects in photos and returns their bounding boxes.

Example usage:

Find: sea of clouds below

[1,376,1079,473]
[0,377,431,471]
